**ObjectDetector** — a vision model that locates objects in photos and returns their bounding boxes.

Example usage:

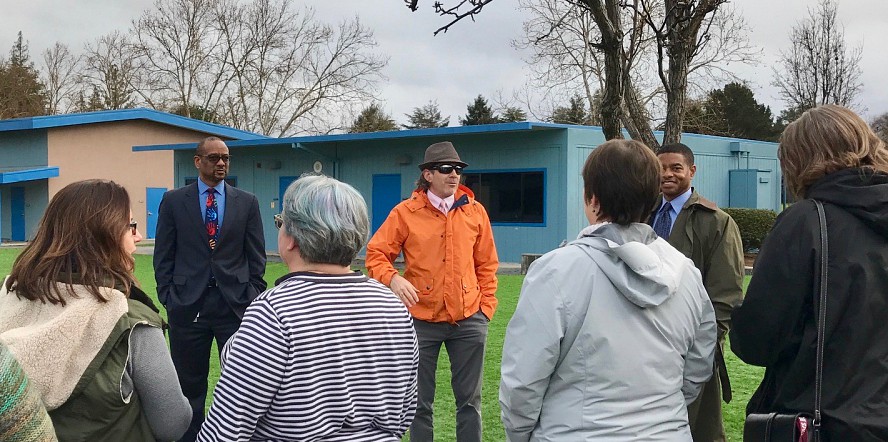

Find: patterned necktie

[653,203,672,239]
[205,188,219,249]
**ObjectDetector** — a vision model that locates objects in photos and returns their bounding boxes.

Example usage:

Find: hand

[390,274,419,308]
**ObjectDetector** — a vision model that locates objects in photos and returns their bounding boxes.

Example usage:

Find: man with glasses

[154,136,267,442]
[367,141,499,442]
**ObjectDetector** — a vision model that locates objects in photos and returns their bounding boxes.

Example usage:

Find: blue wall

[0,130,48,169]
[0,130,49,241]
[167,125,780,263]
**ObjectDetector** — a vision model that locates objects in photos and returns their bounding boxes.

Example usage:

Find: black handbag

[743,200,827,442]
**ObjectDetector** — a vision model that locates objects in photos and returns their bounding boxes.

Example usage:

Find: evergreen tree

[550,94,592,125]
[0,32,48,118]
[403,100,449,129]
[707,82,778,141]
[459,95,499,125]
[349,103,398,133]
[499,106,527,123]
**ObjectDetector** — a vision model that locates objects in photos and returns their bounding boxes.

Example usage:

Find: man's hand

[390,274,419,308]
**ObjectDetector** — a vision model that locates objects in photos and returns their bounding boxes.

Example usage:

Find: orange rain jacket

[366,185,498,323]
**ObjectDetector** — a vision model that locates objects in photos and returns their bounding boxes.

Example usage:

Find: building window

[464,170,544,225]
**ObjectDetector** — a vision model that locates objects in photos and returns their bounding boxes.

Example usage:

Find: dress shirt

[426,190,454,215]
[198,179,226,228]
[654,187,692,235]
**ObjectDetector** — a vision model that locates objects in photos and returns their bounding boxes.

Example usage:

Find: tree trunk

[583,0,624,140]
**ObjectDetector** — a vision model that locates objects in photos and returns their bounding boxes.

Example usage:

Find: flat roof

[0,108,266,141]
[133,121,574,151]
[0,166,60,184]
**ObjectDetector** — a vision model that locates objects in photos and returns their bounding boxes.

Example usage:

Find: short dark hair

[196,136,224,156]
[582,140,661,225]
[656,143,695,166]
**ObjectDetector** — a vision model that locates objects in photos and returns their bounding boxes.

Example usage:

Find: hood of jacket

[0,278,129,409]
[571,223,697,308]
[806,168,888,237]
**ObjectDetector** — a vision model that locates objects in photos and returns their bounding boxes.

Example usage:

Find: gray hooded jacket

[500,223,716,442]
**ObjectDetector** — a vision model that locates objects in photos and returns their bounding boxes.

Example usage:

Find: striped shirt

[198,271,419,441]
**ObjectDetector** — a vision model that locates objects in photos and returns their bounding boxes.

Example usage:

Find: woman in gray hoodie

[500,139,716,441]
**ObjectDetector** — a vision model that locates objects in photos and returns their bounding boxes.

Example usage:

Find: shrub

[723,208,778,252]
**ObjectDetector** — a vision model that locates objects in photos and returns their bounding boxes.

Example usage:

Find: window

[464,170,544,225]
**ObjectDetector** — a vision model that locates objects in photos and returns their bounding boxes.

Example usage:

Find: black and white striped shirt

[198,271,419,441]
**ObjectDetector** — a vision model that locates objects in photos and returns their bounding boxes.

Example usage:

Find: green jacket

[49,298,162,442]
[650,190,745,400]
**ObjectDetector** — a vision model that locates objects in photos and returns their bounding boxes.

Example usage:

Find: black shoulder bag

[743,200,826,442]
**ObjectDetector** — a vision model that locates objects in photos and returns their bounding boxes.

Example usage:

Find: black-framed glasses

[274,213,284,230]
[432,164,463,175]
[198,154,232,163]
[128,221,138,235]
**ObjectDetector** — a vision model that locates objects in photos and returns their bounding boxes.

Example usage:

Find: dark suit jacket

[153,182,267,324]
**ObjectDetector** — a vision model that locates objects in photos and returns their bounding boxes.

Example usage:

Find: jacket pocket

[414,277,440,314]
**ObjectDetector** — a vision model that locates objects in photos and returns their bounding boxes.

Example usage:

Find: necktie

[205,188,219,249]
[439,201,448,215]
[653,203,672,239]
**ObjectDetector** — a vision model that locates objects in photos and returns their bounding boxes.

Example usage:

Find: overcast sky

[3,0,887,128]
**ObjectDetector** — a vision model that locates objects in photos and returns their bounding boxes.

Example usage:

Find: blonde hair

[779,105,888,198]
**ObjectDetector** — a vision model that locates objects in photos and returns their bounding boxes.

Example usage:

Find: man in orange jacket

[366,141,499,442]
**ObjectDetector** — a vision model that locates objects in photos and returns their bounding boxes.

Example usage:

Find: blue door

[279,176,299,211]
[372,174,401,234]
[146,187,167,239]
[10,187,25,241]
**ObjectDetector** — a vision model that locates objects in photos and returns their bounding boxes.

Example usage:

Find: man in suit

[154,136,267,442]
[649,143,744,442]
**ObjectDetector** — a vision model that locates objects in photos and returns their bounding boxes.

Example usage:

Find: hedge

[723,208,778,252]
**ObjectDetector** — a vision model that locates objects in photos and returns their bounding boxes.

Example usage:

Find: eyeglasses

[432,164,464,175]
[274,213,284,230]
[198,154,232,163]
[128,221,138,235]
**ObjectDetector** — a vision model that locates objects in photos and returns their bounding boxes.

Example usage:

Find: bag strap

[813,199,827,436]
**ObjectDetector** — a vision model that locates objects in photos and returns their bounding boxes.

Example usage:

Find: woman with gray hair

[198,174,419,442]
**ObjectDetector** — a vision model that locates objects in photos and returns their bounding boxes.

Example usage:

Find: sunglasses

[128,221,138,235]
[198,154,232,163]
[274,213,284,230]
[432,164,464,175]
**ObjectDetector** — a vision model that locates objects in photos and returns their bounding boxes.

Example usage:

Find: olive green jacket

[650,190,745,401]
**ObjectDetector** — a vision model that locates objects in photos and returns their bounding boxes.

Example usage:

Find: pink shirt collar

[426,190,455,215]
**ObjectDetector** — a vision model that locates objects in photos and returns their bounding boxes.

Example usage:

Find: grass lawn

[0,247,763,441]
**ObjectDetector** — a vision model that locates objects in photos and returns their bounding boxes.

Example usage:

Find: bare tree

[216,1,387,136]
[426,0,750,147]
[129,0,385,135]
[130,0,227,115]
[41,42,81,114]
[872,112,888,144]
[81,32,139,110]
[404,0,496,35]
[773,0,862,111]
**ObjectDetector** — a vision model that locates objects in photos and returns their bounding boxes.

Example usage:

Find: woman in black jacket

[730,104,888,440]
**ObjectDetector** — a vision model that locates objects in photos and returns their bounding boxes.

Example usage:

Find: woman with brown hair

[0,179,191,441]
[731,105,888,439]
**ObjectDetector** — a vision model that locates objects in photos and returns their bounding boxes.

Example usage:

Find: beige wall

[46,121,213,237]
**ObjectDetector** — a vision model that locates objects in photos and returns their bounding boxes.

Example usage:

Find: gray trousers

[409,311,489,442]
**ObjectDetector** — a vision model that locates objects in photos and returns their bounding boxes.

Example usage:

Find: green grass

[0,247,763,441]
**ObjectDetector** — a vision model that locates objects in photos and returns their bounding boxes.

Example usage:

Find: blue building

[0,108,263,243]
[137,122,780,263]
